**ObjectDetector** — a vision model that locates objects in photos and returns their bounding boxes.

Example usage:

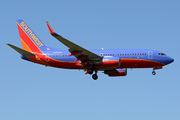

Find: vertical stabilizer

[16,19,47,53]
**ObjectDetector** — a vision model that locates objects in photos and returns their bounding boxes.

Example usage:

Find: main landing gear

[87,68,93,75]
[92,74,98,80]
[87,68,98,80]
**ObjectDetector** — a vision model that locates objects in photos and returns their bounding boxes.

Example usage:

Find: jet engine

[104,68,127,77]
[101,57,121,67]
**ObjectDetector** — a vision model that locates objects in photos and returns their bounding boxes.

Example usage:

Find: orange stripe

[20,38,33,52]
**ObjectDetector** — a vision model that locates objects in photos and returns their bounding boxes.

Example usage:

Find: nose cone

[166,56,174,64]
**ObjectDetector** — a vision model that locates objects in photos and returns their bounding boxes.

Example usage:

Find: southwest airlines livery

[7,19,174,80]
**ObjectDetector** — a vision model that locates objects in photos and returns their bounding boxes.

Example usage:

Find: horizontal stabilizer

[7,43,34,56]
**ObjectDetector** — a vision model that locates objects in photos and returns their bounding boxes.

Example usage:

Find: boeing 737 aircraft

[7,19,174,80]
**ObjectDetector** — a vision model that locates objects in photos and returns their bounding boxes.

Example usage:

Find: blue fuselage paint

[36,48,173,66]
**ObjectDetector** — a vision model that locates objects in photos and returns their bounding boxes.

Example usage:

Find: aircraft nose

[166,56,174,64]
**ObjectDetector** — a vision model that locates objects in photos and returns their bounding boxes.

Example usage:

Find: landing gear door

[148,51,153,59]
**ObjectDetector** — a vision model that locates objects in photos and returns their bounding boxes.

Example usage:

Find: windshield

[158,53,166,56]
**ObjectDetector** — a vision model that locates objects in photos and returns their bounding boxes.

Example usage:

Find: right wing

[46,22,102,65]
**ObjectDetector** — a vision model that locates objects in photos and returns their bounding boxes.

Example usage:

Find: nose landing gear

[152,71,156,75]
[152,66,162,75]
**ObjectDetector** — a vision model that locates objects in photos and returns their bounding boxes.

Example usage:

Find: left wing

[7,43,35,56]
[46,22,102,65]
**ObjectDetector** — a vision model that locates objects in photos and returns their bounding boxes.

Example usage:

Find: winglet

[46,22,58,36]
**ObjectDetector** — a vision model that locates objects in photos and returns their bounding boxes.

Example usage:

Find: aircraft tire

[87,68,93,75]
[152,71,156,75]
[92,74,98,80]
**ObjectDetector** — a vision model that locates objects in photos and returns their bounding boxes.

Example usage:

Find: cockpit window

[158,53,166,56]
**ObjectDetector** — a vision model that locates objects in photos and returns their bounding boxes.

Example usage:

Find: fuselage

[22,48,174,70]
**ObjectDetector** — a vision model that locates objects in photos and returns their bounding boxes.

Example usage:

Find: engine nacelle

[104,68,127,77]
[101,57,121,67]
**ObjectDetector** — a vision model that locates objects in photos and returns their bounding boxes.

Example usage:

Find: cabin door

[148,51,153,59]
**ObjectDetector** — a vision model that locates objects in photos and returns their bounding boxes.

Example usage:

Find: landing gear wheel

[152,71,156,75]
[87,68,93,75]
[92,74,98,80]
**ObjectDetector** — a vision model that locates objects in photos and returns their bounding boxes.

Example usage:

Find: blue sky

[0,0,180,120]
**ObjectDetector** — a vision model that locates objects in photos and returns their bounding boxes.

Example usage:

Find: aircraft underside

[21,54,166,80]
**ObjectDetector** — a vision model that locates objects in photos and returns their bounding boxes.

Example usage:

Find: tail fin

[16,19,47,54]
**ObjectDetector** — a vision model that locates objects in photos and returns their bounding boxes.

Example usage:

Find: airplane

[7,19,174,80]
